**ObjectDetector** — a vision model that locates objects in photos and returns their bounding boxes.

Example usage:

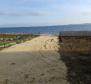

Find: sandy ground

[0,35,68,84]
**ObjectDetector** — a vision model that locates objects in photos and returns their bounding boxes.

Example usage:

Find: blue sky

[0,0,91,27]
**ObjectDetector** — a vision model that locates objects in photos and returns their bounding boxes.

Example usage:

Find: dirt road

[0,36,68,84]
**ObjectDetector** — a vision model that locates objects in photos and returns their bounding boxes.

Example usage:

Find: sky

[0,0,91,27]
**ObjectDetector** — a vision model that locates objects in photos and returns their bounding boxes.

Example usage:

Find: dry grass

[58,36,91,84]
[59,36,91,55]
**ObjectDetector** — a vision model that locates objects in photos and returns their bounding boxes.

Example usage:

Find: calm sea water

[0,24,91,34]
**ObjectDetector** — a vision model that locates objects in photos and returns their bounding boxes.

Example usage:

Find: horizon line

[0,23,91,28]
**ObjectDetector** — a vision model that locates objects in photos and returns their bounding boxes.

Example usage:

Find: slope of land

[0,35,68,84]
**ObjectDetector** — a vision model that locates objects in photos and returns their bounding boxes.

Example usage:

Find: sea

[0,24,91,34]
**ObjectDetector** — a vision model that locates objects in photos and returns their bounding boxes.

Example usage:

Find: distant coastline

[0,23,91,34]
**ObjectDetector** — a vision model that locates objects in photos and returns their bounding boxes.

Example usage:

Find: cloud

[0,11,46,16]
[82,11,91,16]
